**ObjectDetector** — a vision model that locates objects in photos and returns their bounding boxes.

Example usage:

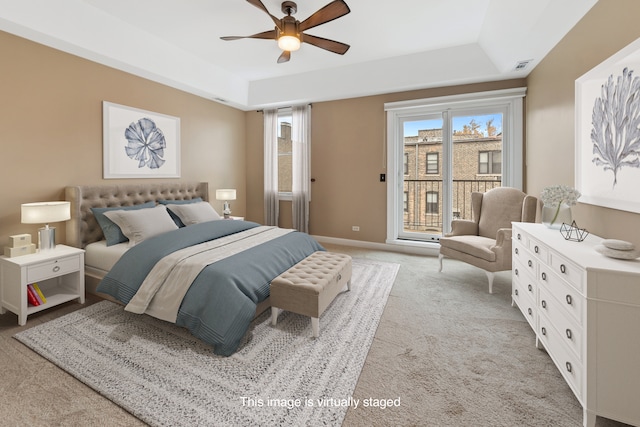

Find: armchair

[438,187,537,293]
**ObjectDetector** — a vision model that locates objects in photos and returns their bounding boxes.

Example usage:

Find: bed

[64,182,324,356]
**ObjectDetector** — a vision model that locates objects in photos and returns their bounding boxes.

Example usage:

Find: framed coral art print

[103,101,181,179]
[575,37,640,214]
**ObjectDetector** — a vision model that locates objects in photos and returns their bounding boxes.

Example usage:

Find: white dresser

[511,222,640,427]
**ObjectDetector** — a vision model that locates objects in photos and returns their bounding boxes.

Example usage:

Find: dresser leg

[535,335,543,350]
[583,408,596,427]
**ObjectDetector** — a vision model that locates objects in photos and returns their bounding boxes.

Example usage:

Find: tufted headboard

[65,182,209,249]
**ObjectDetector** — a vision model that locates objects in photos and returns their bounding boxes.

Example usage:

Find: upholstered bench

[270,251,352,337]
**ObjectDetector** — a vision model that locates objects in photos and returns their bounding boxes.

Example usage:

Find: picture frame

[575,37,640,214]
[103,101,181,179]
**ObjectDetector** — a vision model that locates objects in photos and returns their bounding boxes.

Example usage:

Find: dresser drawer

[538,314,583,400]
[513,228,529,248]
[527,236,549,264]
[539,285,583,361]
[539,268,583,326]
[549,251,583,292]
[27,255,81,283]
[514,258,537,302]
[514,250,537,279]
[513,280,536,330]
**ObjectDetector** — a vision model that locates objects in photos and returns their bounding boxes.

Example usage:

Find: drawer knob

[566,362,572,373]
[541,272,547,281]
[528,260,532,268]
[528,284,532,292]
[527,308,532,316]
[515,268,519,276]
[515,248,519,255]
[566,295,573,305]
[541,327,547,336]
[560,264,566,274]
[53,266,61,273]
[517,233,521,240]
[514,289,519,296]
[541,300,547,309]
[566,329,572,340]
[534,245,539,254]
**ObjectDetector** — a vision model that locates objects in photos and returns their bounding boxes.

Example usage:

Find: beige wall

[0,31,246,247]
[245,80,526,243]
[527,0,640,244]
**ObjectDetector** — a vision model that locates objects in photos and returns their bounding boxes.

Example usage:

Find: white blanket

[125,226,293,322]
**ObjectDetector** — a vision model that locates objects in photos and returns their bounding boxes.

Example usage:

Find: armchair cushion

[439,235,497,262]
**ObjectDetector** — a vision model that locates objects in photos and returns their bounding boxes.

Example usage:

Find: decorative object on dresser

[539,184,581,229]
[20,201,71,250]
[560,221,589,242]
[439,187,537,293]
[4,234,36,257]
[0,244,85,325]
[595,239,640,260]
[511,222,640,427]
[216,188,236,218]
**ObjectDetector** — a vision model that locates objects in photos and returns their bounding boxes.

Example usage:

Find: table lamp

[216,189,236,219]
[21,201,71,250]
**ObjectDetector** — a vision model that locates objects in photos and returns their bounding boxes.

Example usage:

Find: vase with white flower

[540,185,581,229]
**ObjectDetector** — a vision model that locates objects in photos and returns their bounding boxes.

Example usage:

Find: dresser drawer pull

[566,362,572,373]
[528,260,532,268]
[527,308,532,316]
[517,233,521,240]
[515,248,519,255]
[53,266,61,273]
[514,289,519,296]
[541,327,547,336]
[541,300,547,309]
[528,284,532,292]
[566,329,572,340]
[534,245,539,254]
[541,272,547,281]
[566,294,572,305]
[515,268,519,277]
[560,264,566,274]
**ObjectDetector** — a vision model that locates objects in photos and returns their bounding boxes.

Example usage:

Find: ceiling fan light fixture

[278,35,301,51]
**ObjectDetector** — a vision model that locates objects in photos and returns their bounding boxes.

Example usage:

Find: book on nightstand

[32,283,47,304]
[26,285,41,306]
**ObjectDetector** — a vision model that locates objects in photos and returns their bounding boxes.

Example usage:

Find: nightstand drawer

[27,256,81,283]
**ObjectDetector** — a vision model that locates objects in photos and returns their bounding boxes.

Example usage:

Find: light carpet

[14,258,399,427]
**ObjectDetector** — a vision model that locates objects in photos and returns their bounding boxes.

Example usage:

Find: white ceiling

[0,0,597,110]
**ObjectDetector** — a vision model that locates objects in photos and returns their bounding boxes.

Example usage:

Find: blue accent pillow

[158,198,203,227]
[91,201,156,246]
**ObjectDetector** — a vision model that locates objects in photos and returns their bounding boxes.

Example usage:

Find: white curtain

[263,109,279,226]
[292,104,311,233]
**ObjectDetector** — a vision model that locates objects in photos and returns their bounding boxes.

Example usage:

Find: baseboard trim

[312,235,440,257]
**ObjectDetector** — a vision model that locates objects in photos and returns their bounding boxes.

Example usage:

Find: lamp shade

[278,35,301,51]
[21,201,71,224]
[216,189,236,201]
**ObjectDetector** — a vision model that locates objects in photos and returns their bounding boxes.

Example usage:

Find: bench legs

[271,307,320,338]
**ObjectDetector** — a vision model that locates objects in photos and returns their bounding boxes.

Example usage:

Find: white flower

[540,184,581,207]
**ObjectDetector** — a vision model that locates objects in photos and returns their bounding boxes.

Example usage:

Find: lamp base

[38,227,56,251]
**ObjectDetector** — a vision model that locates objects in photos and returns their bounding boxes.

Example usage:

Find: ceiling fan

[221,0,351,64]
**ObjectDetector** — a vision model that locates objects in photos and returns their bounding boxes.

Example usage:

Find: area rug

[14,258,399,427]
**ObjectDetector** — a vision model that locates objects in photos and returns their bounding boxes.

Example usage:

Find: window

[426,191,438,214]
[278,111,293,194]
[426,152,439,174]
[479,151,501,174]
[404,153,409,175]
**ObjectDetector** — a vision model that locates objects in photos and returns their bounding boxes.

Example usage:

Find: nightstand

[0,244,85,325]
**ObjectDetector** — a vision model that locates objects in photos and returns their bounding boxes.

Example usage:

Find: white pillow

[103,205,178,247]
[166,202,221,225]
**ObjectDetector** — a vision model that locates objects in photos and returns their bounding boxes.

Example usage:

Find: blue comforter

[97,220,324,356]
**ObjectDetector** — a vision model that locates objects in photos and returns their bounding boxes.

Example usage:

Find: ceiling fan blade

[302,33,350,55]
[277,50,291,63]
[220,30,277,41]
[246,0,282,29]
[299,0,350,32]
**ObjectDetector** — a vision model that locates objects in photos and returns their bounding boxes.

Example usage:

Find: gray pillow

[166,202,222,225]
[158,198,203,227]
[91,201,155,246]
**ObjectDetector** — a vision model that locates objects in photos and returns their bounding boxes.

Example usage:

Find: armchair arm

[492,228,512,250]
[446,219,478,237]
